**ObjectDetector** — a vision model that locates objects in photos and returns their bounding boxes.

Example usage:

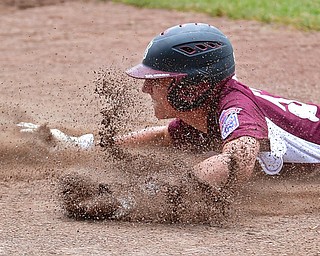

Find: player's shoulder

[218,79,258,110]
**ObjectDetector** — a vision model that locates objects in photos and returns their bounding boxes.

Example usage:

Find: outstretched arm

[114,125,172,147]
[17,122,172,150]
[192,136,260,190]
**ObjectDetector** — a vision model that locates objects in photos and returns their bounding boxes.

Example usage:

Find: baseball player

[18,23,320,220]
[123,22,320,185]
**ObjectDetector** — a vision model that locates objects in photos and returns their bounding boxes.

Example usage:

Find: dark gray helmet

[126,23,235,111]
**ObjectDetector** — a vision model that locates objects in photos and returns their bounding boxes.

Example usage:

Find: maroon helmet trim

[126,63,187,79]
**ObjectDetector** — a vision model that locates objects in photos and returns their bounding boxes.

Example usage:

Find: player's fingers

[16,122,40,129]
[19,128,37,133]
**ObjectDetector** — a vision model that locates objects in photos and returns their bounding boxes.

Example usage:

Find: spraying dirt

[56,67,233,225]
[0,0,319,255]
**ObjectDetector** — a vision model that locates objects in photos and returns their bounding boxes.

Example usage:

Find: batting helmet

[126,23,235,111]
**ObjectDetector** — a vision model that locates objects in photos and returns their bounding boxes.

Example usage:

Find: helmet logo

[143,40,154,60]
[174,41,222,56]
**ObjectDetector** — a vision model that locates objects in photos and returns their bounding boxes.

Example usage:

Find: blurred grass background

[111,0,320,31]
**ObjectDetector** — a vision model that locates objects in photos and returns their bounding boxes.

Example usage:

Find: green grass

[111,0,320,31]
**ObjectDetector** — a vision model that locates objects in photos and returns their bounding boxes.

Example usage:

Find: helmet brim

[126,63,186,79]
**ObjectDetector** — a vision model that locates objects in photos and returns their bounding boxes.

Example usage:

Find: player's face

[142,78,177,119]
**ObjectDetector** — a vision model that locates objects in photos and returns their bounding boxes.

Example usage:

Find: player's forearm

[192,153,231,190]
[114,125,172,147]
[192,136,260,190]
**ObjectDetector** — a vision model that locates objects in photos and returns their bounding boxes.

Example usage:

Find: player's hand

[17,122,94,150]
[17,122,40,133]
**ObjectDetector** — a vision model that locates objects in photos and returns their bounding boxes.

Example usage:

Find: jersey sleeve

[218,88,268,143]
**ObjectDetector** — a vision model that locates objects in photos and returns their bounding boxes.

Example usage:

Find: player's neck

[177,107,209,133]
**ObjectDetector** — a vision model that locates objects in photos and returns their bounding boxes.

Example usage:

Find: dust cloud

[58,67,232,225]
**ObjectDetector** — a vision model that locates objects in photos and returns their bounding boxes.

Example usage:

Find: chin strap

[167,78,212,111]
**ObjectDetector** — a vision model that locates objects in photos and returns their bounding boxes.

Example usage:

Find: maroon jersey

[168,78,320,174]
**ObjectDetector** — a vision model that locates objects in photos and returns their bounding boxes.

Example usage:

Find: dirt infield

[0,1,319,255]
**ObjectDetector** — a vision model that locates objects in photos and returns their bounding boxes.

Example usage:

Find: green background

[111,0,320,31]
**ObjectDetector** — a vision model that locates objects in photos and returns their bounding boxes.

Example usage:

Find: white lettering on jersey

[258,118,320,175]
[251,88,319,122]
